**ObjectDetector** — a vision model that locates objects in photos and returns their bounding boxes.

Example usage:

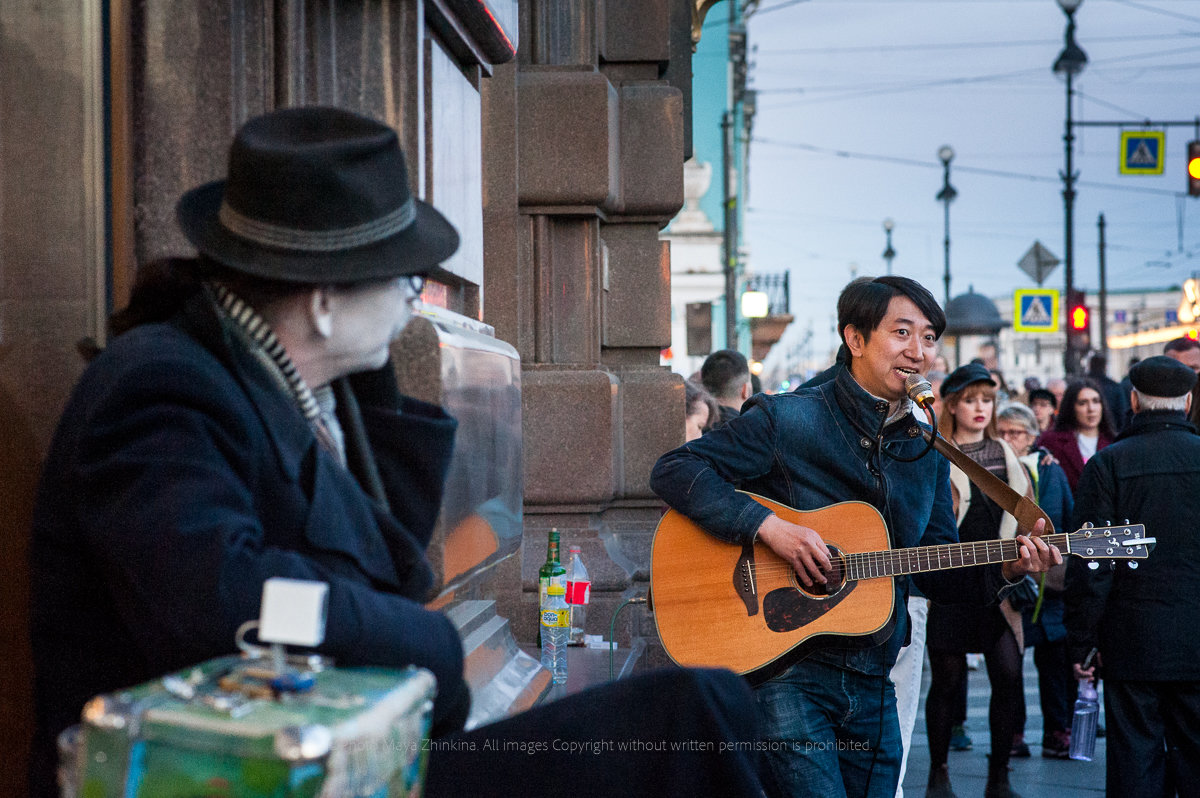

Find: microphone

[905,372,935,409]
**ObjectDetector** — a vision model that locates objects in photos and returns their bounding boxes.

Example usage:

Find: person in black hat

[924,363,1040,798]
[27,106,468,795]
[28,107,766,798]
[1026,387,1058,432]
[1065,355,1200,798]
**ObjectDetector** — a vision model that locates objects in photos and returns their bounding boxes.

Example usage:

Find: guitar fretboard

[841,533,1072,580]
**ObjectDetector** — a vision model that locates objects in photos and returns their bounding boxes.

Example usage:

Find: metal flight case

[60,655,436,798]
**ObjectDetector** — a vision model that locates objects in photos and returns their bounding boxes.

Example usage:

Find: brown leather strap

[925,431,1054,535]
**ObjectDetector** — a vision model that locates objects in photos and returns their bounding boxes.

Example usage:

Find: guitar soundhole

[798,545,847,598]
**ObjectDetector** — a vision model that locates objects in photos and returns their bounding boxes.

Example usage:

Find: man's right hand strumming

[756,515,832,587]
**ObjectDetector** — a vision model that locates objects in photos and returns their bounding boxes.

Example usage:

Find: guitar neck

[844,533,1071,580]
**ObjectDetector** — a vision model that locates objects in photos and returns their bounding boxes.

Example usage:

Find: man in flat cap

[29,107,764,797]
[1065,355,1200,797]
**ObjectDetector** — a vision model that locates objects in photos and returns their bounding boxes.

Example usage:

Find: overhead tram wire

[755,43,1200,106]
[750,138,1185,198]
[1072,90,1156,119]
[756,32,1200,56]
[1110,0,1200,25]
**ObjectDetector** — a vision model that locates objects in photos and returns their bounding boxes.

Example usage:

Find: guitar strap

[923,431,1054,535]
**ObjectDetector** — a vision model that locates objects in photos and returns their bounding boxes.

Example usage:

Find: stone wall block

[615,370,683,498]
[601,224,671,348]
[516,69,618,207]
[615,83,683,216]
[522,368,617,504]
[600,0,670,64]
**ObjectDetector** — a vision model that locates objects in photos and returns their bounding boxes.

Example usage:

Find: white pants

[891,596,929,798]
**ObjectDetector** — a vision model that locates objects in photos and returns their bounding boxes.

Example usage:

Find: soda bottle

[537,529,566,647]
[1068,678,1099,761]
[566,545,590,646]
[540,584,569,684]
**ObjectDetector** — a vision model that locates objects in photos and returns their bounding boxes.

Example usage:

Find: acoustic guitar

[650,492,1152,684]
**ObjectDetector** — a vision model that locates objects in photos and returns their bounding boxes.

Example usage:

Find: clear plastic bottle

[1069,678,1099,761]
[537,529,565,648]
[540,584,569,684]
[566,545,590,646]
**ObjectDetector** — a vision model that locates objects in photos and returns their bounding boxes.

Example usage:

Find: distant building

[990,287,1192,383]
[660,3,757,378]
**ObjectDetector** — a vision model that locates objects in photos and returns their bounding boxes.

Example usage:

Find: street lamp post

[882,218,896,275]
[936,145,956,307]
[1054,0,1087,375]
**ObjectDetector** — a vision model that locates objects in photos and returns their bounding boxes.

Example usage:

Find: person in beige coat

[924,364,1035,798]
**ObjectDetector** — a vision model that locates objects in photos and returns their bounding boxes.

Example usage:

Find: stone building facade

[0,0,709,790]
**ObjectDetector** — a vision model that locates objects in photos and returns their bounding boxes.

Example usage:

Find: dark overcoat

[28,291,468,790]
[1064,410,1200,680]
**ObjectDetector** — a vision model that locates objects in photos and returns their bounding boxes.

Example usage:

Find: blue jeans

[756,658,902,798]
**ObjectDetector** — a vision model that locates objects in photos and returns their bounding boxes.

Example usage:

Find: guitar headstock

[1065,522,1154,562]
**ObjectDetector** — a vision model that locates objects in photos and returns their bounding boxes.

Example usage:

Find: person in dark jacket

[29,108,471,794]
[29,107,766,798]
[1065,356,1200,798]
[1164,336,1200,426]
[651,276,1058,798]
[1034,378,1116,492]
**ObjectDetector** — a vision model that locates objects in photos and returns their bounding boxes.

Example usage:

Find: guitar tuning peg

[1123,519,1130,525]
[1088,562,1099,570]
[1128,562,1139,569]
[1082,522,1094,529]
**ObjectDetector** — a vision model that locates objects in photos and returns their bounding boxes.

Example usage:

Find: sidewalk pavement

[900,649,1106,797]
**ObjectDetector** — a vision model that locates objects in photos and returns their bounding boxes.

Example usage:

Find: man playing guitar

[651,276,1060,798]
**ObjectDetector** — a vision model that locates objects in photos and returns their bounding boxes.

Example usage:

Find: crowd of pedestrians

[678,333,1200,798]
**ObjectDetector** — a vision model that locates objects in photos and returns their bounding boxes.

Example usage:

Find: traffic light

[1069,303,1089,331]
[1189,140,1200,197]
[1066,289,1090,355]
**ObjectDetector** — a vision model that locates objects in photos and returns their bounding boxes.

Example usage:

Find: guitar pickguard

[763,580,857,632]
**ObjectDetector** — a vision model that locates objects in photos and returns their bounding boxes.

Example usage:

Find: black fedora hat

[177,106,459,284]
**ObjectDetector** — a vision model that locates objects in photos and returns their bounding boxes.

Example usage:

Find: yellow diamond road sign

[1014,289,1059,333]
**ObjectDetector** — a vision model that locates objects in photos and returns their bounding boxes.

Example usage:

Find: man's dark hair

[1087,354,1108,377]
[1027,388,1057,409]
[836,276,946,345]
[1164,336,1200,355]
[700,349,750,401]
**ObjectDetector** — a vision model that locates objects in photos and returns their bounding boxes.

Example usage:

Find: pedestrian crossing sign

[1013,289,1059,333]
[1119,130,1165,175]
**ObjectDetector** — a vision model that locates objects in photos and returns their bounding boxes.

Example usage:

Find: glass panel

[427,37,483,288]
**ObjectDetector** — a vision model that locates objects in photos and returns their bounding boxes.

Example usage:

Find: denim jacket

[651,366,1009,675]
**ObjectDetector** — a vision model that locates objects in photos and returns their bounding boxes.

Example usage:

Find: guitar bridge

[735,541,759,617]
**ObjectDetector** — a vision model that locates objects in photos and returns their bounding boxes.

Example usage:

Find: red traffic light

[1189,140,1200,197]
[1069,304,1089,330]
